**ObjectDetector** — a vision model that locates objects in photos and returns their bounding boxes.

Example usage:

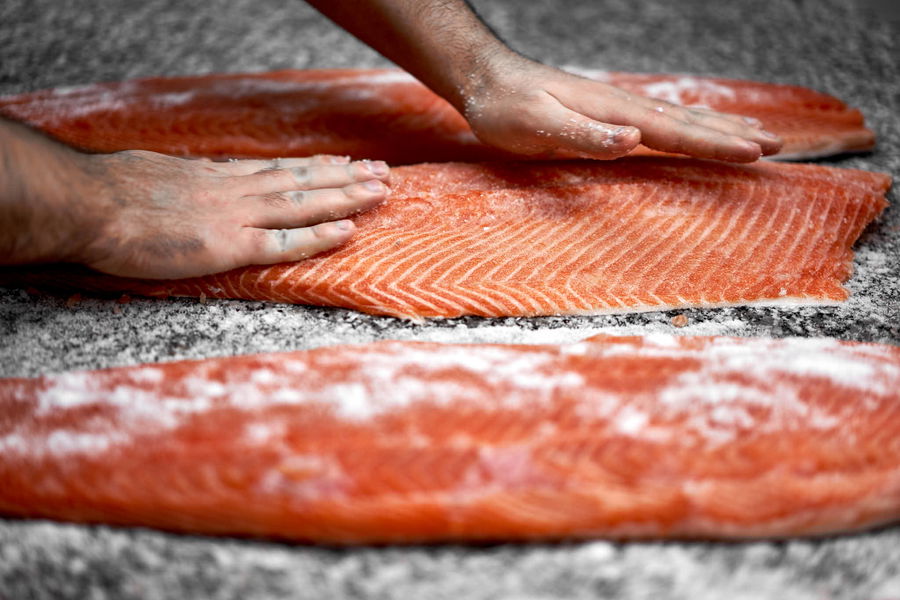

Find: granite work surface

[1,0,899,598]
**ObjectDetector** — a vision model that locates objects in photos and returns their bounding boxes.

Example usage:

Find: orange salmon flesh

[1,334,899,544]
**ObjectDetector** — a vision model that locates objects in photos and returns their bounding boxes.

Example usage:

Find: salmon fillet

[0,69,876,163]
[1,333,898,544]
[4,157,890,319]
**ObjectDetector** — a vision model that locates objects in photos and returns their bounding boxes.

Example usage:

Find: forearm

[0,118,99,265]
[305,0,512,112]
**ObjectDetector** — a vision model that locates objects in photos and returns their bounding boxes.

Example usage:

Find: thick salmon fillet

[1,334,898,544]
[0,69,876,163]
[4,157,890,319]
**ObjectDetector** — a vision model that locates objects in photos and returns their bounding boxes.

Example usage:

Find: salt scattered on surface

[129,367,165,383]
[5,328,897,459]
[30,91,130,119]
[244,422,283,444]
[250,369,277,385]
[310,343,587,421]
[614,406,650,435]
[619,334,896,443]
[258,453,349,500]
[149,91,197,106]
[558,68,738,107]
[640,77,737,105]
[44,430,126,455]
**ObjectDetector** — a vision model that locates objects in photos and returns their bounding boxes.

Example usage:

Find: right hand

[460,55,782,163]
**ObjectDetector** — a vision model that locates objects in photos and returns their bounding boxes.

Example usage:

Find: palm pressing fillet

[1,334,898,543]
[6,157,890,319]
[0,69,875,163]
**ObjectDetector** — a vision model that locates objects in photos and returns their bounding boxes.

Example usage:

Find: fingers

[218,154,351,176]
[641,114,761,162]
[665,103,782,156]
[240,220,356,264]
[245,179,389,229]
[226,159,391,196]
[222,157,391,267]
[619,97,783,161]
[546,75,782,162]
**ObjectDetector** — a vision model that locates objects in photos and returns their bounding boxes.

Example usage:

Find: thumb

[540,106,641,160]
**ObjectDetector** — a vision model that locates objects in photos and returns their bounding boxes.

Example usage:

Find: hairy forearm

[0,118,98,265]
[305,0,512,112]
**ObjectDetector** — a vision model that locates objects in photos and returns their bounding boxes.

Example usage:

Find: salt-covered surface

[8,334,896,457]
[3,335,898,543]
[1,0,899,598]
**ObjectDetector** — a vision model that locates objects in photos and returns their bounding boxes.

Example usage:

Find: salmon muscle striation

[3,157,890,319]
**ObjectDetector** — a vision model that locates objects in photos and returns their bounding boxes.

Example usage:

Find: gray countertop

[1,1,899,598]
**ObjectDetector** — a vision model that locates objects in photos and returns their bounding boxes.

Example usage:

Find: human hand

[460,55,782,163]
[71,151,390,279]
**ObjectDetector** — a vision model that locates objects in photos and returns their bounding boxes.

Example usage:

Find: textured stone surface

[1,0,898,598]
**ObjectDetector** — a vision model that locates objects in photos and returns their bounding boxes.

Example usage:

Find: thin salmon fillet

[4,157,890,319]
[0,69,875,163]
[1,334,898,543]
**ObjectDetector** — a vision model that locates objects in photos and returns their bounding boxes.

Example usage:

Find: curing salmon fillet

[1,333,899,544]
[0,68,875,163]
[4,157,890,319]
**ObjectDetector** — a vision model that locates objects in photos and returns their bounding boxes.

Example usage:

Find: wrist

[0,120,110,266]
[307,0,518,118]
[442,42,520,116]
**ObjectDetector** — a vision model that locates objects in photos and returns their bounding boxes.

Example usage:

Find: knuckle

[349,162,368,178]
[242,228,271,257]
[682,109,706,125]
[347,180,384,198]
[666,129,692,154]
[290,166,311,186]
[286,190,306,205]
[272,228,291,252]
[259,192,289,208]
[311,222,333,240]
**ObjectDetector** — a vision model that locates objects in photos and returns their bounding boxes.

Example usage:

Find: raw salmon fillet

[0,69,875,163]
[1,334,899,544]
[5,157,890,319]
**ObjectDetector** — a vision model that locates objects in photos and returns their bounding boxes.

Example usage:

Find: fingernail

[761,130,780,140]
[743,116,763,126]
[366,161,389,177]
[363,179,385,193]
[331,155,351,164]
[335,220,353,231]
[612,126,638,144]
[737,141,762,159]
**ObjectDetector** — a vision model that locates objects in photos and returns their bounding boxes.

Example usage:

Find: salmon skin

[4,157,890,319]
[0,68,875,163]
[1,333,899,544]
